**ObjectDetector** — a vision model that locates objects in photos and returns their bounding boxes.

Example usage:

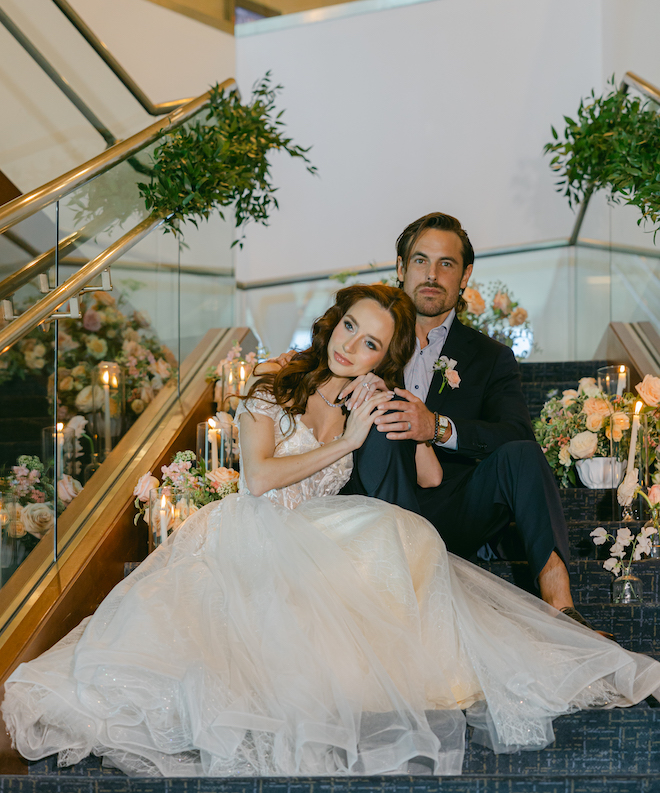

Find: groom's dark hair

[396,213,474,314]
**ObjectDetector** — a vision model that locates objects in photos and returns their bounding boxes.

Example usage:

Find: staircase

[1,360,659,791]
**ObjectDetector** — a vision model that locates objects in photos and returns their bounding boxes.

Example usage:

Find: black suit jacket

[423,318,535,495]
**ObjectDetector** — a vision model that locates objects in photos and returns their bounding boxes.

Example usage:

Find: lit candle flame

[161,494,167,509]
[240,365,246,381]
[208,417,217,429]
[635,400,643,415]
[102,370,110,385]
[56,422,64,431]
[111,375,118,388]
[620,365,626,374]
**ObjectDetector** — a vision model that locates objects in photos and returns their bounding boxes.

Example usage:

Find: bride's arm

[239,395,387,496]
[415,443,443,488]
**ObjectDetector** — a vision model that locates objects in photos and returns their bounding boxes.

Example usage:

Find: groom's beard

[411,282,455,318]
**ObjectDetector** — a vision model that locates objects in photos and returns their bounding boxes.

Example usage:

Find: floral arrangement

[0,290,177,421]
[133,450,239,526]
[433,356,460,394]
[459,281,531,357]
[535,375,660,488]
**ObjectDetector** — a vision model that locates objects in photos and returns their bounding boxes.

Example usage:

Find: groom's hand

[374,388,436,442]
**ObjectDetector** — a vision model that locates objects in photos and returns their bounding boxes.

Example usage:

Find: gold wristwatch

[426,412,449,446]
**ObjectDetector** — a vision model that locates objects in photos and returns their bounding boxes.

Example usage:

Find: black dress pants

[341,426,570,586]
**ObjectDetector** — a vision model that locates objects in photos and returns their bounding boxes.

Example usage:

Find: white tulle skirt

[3,494,660,777]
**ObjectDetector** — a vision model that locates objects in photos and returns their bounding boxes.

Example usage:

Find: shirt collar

[426,308,456,342]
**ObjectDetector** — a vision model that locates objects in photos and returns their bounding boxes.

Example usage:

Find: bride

[3,284,660,778]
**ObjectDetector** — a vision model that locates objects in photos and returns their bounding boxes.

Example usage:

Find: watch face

[438,416,449,429]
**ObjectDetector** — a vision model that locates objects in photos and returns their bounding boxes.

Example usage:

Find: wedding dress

[3,396,660,777]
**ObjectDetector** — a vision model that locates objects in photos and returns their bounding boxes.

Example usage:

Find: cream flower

[605,411,630,443]
[150,358,171,380]
[131,398,145,414]
[603,557,620,573]
[134,472,160,503]
[590,527,608,545]
[206,467,239,491]
[561,389,578,408]
[636,374,660,407]
[75,385,104,414]
[59,376,75,391]
[492,292,513,315]
[568,431,598,459]
[558,445,572,467]
[22,503,54,538]
[85,335,108,359]
[578,377,600,398]
[57,475,83,504]
[66,415,88,438]
[585,414,604,432]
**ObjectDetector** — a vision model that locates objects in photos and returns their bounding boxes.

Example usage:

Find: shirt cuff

[435,418,458,450]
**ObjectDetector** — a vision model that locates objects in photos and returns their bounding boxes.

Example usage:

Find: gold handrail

[0,77,236,235]
[0,214,164,354]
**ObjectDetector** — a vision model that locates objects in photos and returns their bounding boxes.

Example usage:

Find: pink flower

[82,308,102,332]
[133,472,160,503]
[648,484,660,506]
[206,467,239,492]
[57,475,83,504]
[445,369,461,389]
[31,490,46,503]
[463,287,485,316]
[508,307,528,327]
[492,292,513,315]
[12,465,29,478]
[636,374,660,407]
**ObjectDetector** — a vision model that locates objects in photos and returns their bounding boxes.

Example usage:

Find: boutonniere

[433,355,461,394]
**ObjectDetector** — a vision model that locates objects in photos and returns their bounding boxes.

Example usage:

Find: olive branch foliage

[138,73,316,245]
[544,77,660,238]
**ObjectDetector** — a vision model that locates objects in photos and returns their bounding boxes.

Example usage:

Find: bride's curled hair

[248,284,416,423]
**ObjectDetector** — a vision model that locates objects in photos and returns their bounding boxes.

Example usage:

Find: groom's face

[397,229,472,320]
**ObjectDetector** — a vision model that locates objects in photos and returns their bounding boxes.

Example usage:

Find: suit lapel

[426,319,477,413]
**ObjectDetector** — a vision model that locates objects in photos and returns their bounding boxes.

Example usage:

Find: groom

[342,212,600,633]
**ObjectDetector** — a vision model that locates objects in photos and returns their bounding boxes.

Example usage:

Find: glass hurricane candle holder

[597,364,629,398]
[41,423,75,479]
[91,362,125,462]
[197,418,237,473]
[220,361,251,411]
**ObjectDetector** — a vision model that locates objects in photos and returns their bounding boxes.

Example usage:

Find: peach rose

[636,374,660,407]
[582,397,610,418]
[59,376,75,391]
[150,358,171,380]
[445,369,461,389]
[206,467,239,491]
[57,475,83,504]
[22,503,54,538]
[71,364,87,378]
[492,292,512,315]
[75,385,104,414]
[94,290,116,306]
[561,389,578,408]
[605,411,630,443]
[463,287,485,316]
[134,472,160,502]
[508,307,528,327]
[647,484,660,505]
[569,431,598,459]
[585,414,604,432]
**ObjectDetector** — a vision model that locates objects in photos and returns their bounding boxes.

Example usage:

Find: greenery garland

[138,73,316,243]
[544,77,660,237]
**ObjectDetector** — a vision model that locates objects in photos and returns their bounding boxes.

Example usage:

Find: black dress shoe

[560,607,616,642]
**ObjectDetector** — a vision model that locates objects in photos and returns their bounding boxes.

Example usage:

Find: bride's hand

[339,374,391,410]
[341,392,392,450]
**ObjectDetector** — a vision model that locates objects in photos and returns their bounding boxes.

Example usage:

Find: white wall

[235,0,603,284]
[0,0,234,193]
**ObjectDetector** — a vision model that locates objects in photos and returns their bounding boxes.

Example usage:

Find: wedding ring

[362,382,370,389]
[407,421,411,431]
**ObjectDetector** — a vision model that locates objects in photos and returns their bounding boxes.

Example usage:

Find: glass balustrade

[0,115,236,603]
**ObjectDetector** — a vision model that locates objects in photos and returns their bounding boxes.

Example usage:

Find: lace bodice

[234,395,353,509]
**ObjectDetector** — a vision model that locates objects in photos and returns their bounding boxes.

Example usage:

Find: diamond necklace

[316,388,347,408]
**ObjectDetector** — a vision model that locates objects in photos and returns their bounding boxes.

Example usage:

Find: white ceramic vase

[575,457,625,489]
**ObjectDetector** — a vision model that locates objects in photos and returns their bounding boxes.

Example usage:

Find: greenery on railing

[138,73,316,244]
[544,77,660,236]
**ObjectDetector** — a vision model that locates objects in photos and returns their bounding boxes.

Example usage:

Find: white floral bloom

[634,537,651,559]
[561,389,579,408]
[558,446,572,467]
[603,557,621,574]
[578,377,600,397]
[616,527,633,545]
[642,524,658,539]
[568,431,598,460]
[610,541,626,559]
[617,468,639,506]
[66,415,88,439]
[590,527,608,545]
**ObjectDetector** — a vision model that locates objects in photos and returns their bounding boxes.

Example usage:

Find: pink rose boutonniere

[433,355,461,394]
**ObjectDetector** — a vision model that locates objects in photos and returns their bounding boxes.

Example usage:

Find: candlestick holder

[219,360,252,412]
[197,418,237,473]
[41,423,75,479]
[148,486,195,552]
[597,364,629,398]
[91,362,125,462]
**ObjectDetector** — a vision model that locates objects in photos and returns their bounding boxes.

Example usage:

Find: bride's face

[327,298,395,378]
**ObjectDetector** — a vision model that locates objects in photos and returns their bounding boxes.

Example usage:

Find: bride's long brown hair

[246,284,416,427]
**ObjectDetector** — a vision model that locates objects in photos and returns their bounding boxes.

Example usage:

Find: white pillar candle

[616,365,626,398]
[56,422,64,480]
[159,494,168,544]
[102,369,112,456]
[626,401,643,475]
[208,418,219,471]
[239,364,246,395]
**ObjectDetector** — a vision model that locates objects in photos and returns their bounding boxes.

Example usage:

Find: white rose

[578,377,600,397]
[75,385,104,414]
[617,468,639,507]
[561,389,578,408]
[22,503,54,538]
[568,431,598,459]
[134,472,160,503]
[66,415,88,439]
[57,475,83,504]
